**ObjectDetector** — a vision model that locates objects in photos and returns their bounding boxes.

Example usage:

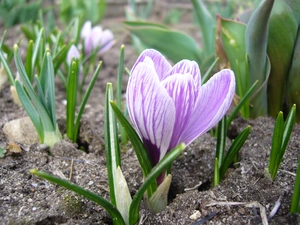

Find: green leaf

[66,60,78,141]
[53,42,73,73]
[213,158,220,187]
[246,0,274,117]
[268,112,284,179]
[216,116,227,167]
[0,31,14,86]
[105,83,121,207]
[220,126,251,179]
[30,169,126,225]
[25,40,34,82]
[290,157,300,213]
[15,81,43,141]
[129,143,185,225]
[286,27,300,122]
[217,16,247,97]
[74,61,102,142]
[123,21,202,64]
[267,0,300,117]
[191,0,215,56]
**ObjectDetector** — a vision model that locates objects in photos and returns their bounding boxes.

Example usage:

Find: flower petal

[161,73,196,149]
[131,49,172,81]
[67,45,80,65]
[84,26,103,55]
[127,62,176,165]
[169,60,201,91]
[181,69,235,144]
[80,21,92,39]
[98,29,115,55]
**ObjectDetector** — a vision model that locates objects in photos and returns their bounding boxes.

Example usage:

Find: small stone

[88,181,94,186]
[238,207,245,214]
[189,210,201,220]
[32,207,36,211]
[3,117,39,145]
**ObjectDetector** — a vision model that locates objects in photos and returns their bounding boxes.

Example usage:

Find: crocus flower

[67,44,82,81]
[127,49,235,181]
[80,21,115,56]
[67,44,80,65]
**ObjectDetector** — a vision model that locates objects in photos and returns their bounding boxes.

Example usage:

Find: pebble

[189,210,201,220]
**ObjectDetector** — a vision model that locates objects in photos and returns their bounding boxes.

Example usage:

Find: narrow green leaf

[53,42,73,73]
[227,80,259,128]
[31,28,44,74]
[0,32,14,85]
[282,104,296,151]
[269,112,284,179]
[290,157,300,213]
[21,25,35,41]
[15,81,43,141]
[105,83,121,207]
[213,158,220,187]
[201,57,219,84]
[116,45,127,144]
[74,61,102,142]
[129,143,185,225]
[117,45,125,110]
[40,51,57,125]
[25,40,34,82]
[66,60,78,141]
[216,116,227,167]
[30,169,126,225]
[220,126,251,179]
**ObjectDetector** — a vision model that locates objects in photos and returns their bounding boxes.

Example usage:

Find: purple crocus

[127,49,235,181]
[80,21,115,56]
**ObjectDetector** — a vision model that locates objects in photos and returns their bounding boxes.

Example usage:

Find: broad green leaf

[30,169,126,225]
[246,0,274,117]
[191,0,215,56]
[267,0,300,117]
[286,28,300,122]
[217,16,247,96]
[124,21,202,64]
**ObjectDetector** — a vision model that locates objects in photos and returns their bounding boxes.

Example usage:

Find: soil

[1,4,300,225]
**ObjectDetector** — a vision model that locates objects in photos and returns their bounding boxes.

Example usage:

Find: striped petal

[127,62,176,165]
[132,49,172,81]
[169,60,201,91]
[161,73,196,149]
[181,69,235,144]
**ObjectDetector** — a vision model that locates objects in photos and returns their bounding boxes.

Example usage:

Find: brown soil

[1,7,300,225]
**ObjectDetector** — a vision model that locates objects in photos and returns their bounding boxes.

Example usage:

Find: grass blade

[290,157,300,213]
[268,112,284,179]
[74,61,102,141]
[105,83,121,207]
[220,126,251,179]
[30,169,126,225]
[66,60,78,141]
